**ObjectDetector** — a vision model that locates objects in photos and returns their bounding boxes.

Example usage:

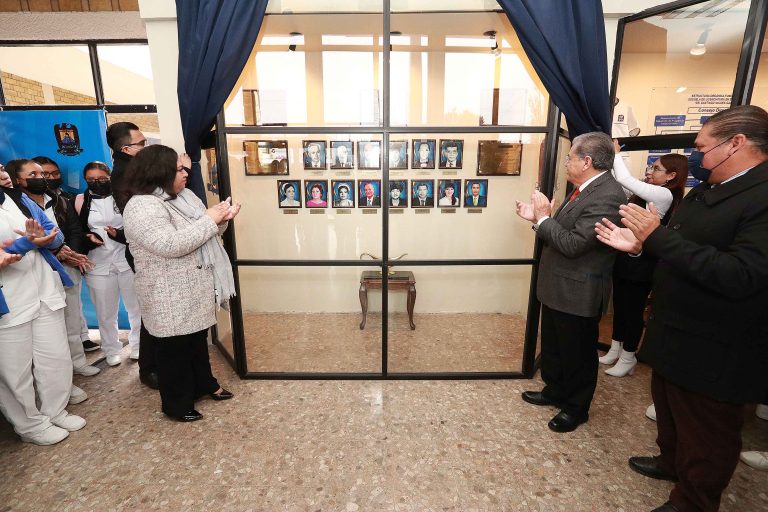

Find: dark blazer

[360,196,381,207]
[333,158,353,168]
[641,161,768,404]
[465,195,487,207]
[536,172,626,317]
[413,196,434,207]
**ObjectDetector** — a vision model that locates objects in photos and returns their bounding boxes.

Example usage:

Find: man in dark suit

[516,131,625,433]
[360,182,380,207]
[413,182,434,207]
[596,105,768,512]
[465,182,487,207]
[333,144,354,168]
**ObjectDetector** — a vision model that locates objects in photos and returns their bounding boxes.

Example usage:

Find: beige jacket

[123,191,227,338]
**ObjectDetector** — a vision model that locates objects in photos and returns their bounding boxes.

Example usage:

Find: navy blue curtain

[176,0,268,202]
[497,0,611,137]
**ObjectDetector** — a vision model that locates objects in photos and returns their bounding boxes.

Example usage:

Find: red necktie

[567,188,581,203]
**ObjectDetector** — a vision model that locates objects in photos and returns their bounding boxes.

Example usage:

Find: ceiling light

[690,29,709,56]
[676,86,687,93]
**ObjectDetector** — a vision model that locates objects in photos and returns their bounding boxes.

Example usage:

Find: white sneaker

[20,425,69,445]
[129,346,140,360]
[51,412,86,432]
[106,355,121,366]
[73,365,101,377]
[646,403,657,422]
[69,384,88,405]
[740,451,768,471]
[756,404,768,421]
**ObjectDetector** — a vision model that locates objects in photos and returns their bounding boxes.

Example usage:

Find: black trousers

[652,371,744,512]
[540,305,600,416]
[610,277,652,352]
[156,329,219,417]
[137,322,158,375]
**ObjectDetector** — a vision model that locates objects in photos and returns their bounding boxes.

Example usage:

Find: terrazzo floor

[1,334,767,511]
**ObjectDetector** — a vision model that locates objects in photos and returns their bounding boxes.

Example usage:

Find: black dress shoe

[548,410,588,433]
[651,502,679,512]
[139,371,160,390]
[166,410,203,422]
[522,391,560,407]
[82,339,100,352]
[628,456,678,482]
[209,388,234,401]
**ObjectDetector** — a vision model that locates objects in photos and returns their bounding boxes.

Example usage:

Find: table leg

[407,284,416,330]
[359,282,368,330]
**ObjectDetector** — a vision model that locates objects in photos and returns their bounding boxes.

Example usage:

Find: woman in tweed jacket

[121,145,241,422]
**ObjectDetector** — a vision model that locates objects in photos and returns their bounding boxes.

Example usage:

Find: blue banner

[654,115,686,127]
[0,110,111,194]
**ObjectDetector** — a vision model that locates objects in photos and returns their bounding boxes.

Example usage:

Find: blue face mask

[688,139,731,183]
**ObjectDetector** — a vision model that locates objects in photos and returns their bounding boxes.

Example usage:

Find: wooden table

[359,270,416,330]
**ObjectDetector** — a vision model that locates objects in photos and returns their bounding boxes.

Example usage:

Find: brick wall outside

[1,71,45,105]
[52,85,96,105]
[106,113,160,134]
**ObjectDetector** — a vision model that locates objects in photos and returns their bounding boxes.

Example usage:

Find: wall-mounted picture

[438,139,464,169]
[437,179,462,207]
[477,141,522,176]
[303,140,327,170]
[358,141,381,170]
[411,179,434,208]
[331,180,355,208]
[277,180,302,208]
[464,179,488,207]
[412,139,436,169]
[388,141,408,170]
[388,180,408,208]
[244,140,289,176]
[358,179,382,208]
[304,180,328,208]
[330,141,355,169]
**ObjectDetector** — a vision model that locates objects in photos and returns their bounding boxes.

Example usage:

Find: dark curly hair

[117,144,178,211]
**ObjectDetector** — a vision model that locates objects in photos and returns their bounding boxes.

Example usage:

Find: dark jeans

[156,329,219,417]
[652,371,744,512]
[540,305,600,416]
[138,322,158,375]
[610,277,652,352]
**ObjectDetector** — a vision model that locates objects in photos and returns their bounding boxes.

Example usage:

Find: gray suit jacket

[536,172,626,317]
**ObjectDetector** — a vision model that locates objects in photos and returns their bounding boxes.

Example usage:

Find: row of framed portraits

[277,179,489,209]
[245,139,523,176]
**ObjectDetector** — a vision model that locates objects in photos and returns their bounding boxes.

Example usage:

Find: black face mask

[88,181,112,197]
[46,178,63,191]
[24,178,49,195]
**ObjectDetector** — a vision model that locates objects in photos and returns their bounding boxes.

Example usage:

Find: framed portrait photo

[464,179,489,208]
[302,140,327,170]
[477,140,522,176]
[438,139,464,169]
[331,180,355,208]
[388,179,409,208]
[304,180,329,208]
[330,141,355,169]
[411,139,436,170]
[411,179,435,208]
[388,141,408,170]
[437,179,462,208]
[277,180,302,209]
[244,140,289,176]
[358,179,382,208]
[357,141,381,170]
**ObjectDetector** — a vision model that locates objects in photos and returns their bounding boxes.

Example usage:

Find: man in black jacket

[596,105,768,512]
[106,122,159,390]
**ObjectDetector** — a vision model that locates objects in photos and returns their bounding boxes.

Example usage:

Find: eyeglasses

[645,165,667,174]
[123,139,147,149]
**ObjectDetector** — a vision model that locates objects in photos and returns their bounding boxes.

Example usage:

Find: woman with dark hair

[121,145,240,422]
[74,161,141,367]
[600,143,689,377]
[306,183,327,207]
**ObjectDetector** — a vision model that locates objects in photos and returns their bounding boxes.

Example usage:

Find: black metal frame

[609,0,768,152]
[0,39,157,114]
[212,1,561,380]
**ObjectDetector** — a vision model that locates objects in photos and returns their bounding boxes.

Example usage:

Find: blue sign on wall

[654,115,687,127]
[0,109,111,194]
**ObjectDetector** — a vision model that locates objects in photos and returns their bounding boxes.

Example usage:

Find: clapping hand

[531,190,554,221]
[595,217,642,254]
[223,199,241,221]
[14,219,59,247]
[619,203,661,242]
[0,240,22,268]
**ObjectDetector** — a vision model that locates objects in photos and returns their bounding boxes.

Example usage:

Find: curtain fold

[497,0,611,137]
[176,0,268,203]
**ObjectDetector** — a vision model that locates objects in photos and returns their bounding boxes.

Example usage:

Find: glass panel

[388,132,544,260]
[0,45,96,105]
[390,11,548,127]
[105,113,160,142]
[387,265,532,373]
[98,44,156,105]
[225,133,383,260]
[614,0,752,138]
[203,146,222,205]
[553,135,571,206]
[751,30,768,109]
[215,304,235,362]
[240,266,382,373]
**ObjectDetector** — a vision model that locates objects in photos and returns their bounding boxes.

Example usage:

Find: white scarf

[153,188,236,309]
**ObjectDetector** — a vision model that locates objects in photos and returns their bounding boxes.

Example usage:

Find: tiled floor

[1,340,767,511]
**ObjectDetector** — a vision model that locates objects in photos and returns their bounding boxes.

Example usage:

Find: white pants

[63,266,87,369]
[0,304,73,436]
[79,296,90,342]
[85,267,141,357]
